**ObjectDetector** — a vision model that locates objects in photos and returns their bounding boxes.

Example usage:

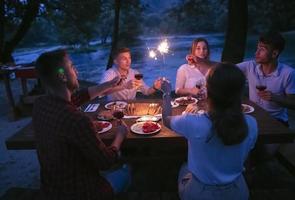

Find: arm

[271,94,295,109]
[70,116,128,170]
[176,87,200,96]
[144,78,162,95]
[161,80,173,128]
[259,70,295,109]
[88,76,120,100]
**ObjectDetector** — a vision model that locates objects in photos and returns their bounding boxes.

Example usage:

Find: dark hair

[191,38,210,59]
[113,47,131,59]
[259,31,285,57]
[36,49,67,87]
[207,63,248,145]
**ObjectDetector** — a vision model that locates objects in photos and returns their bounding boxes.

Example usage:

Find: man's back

[33,95,115,200]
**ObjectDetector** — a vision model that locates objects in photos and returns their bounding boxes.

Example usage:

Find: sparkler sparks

[149,50,157,59]
[157,39,169,54]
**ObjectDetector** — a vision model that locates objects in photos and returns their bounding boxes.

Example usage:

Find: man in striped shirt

[100,47,162,101]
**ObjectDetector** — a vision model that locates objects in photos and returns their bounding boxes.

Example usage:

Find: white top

[237,60,295,122]
[175,64,206,93]
[100,67,149,101]
[171,113,258,185]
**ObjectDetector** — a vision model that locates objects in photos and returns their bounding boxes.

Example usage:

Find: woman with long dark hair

[162,63,257,200]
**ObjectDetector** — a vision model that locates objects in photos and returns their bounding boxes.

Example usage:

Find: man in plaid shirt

[33,49,130,200]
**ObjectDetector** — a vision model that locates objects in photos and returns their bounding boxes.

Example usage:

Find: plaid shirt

[33,89,118,200]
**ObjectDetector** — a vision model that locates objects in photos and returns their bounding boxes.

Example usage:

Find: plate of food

[94,121,112,134]
[130,121,161,135]
[105,101,127,109]
[171,101,179,108]
[174,96,198,106]
[242,104,255,114]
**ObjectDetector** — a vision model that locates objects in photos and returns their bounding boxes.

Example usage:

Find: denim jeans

[101,164,131,194]
[178,163,249,200]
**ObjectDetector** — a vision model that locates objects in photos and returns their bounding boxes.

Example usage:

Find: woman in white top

[175,38,211,97]
[162,63,257,200]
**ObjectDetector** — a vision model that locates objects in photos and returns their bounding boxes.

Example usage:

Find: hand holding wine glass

[186,54,195,65]
[256,76,271,103]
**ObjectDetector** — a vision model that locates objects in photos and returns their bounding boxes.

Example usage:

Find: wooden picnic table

[0,64,37,119]
[5,98,295,150]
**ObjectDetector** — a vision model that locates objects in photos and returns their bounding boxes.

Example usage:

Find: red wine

[135,74,143,80]
[256,85,267,91]
[186,55,195,63]
[113,111,124,119]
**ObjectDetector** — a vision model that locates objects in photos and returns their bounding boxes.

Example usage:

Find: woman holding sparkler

[175,38,211,99]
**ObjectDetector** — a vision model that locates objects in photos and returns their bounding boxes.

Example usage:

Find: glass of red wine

[256,76,267,104]
[186,54,195,64]
[134,73,143,80]
[256,77,267,91]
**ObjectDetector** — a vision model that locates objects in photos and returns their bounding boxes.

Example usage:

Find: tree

[0,0,40,64]
[222,0,248,63]
[45,0,101,46]
[106,0,121,69]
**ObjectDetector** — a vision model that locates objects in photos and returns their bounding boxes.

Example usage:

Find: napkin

[84,103,100,112]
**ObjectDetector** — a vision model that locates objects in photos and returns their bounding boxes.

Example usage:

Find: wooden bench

[277,143,295,176]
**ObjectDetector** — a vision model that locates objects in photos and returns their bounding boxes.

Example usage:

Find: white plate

[130,122,161,135]
[171,101,179,108]
[174,97,198,106]
[136,115,161,122]
[96,121,112,134]
[242,104,255,114]
[105,101,127,109]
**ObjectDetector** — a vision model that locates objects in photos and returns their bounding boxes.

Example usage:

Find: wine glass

[256,76,267,105]
[195,79,206,100]
[134,73,143,80]
[186,54,195,65]
[112,104,125,124]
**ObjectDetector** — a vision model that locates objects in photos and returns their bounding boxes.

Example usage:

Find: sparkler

[147,38,170,81]
[148,49,157,60]
[157,39,169,54]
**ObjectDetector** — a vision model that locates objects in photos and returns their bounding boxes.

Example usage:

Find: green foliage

[118,0,144,46]
[144,0,228,35]
[248,0,295,33]
[46,0,101,46]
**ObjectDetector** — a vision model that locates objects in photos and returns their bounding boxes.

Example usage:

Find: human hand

[153,78,162,90]
[191,87,200,96]
[257,90,272,101]
[133,79,143,89]
[125,80,134,89]
[184,104,198,114]
[186,54,195,65]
